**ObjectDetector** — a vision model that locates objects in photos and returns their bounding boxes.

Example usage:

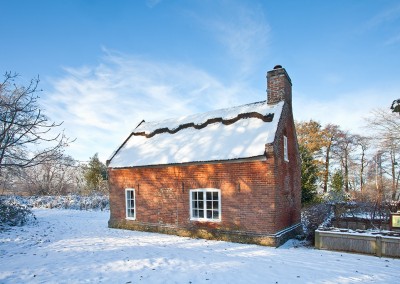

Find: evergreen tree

[300,145,319,204]
[330,169,344,192]
[84,153,107,191]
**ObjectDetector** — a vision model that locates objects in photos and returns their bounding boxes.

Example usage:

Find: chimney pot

[273,64,282,69]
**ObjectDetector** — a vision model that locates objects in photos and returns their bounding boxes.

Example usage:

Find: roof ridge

[140,100,268,125]
[133,110,275,138]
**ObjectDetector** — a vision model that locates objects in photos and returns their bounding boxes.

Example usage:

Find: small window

[284,135,289,162]
[125,188,136,220]
[190,189,221,222]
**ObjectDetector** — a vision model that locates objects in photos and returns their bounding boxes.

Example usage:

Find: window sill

[126,217,136,221]
[190,218,221,223]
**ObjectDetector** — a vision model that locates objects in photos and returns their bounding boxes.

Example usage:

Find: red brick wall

[109,158,287,234]
[272,103,302,232]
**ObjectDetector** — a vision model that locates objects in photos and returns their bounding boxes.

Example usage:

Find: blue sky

[1,0,400,162]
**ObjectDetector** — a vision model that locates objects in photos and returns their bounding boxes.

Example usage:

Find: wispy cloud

[368,4,400,28]
[365,3,400,46]
[43,50,259,162]
[43,48,398,163]
[294,87,400,133]
[190,1,270,76]
[146,0,162,9]
[385,32,400,46]
[41,2,272,162]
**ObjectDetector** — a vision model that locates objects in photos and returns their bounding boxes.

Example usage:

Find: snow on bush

[0,197,36,229]
[301,202,333,243]
[1,194,109,212]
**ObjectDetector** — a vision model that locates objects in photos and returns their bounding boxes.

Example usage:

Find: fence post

[315,231,321,249]
[376,236,382,257]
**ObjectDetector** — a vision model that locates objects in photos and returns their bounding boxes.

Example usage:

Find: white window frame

[284,135,289,162]
[189,188,221,222]
[125,188,136,220]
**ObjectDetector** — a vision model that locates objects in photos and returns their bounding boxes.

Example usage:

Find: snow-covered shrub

[23,194,109,211]
[322,189,350,203]
[0,197,35,228]
[301,202,333,244]
[331,201,396,230]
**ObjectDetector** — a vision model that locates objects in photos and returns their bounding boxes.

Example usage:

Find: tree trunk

[323,143,331,193]
[360,147,366,192]
[344,150,349,192]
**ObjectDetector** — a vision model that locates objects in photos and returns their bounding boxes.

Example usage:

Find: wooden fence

[315,230,400,258]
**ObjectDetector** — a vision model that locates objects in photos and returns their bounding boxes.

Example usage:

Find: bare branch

[0,72,73,174]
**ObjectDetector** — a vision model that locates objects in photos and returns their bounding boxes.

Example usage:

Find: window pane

[192,209,198,218]
[192,192,197,200]
[212,201,218,209]
[213,210,219,219]
[192,201,197,210]
[206,201,212,209]
[212,192,218,200]
[198,201,204,209]
[199,210,204,218]
[198,192,203,200]
[126,190,136,219]
[206,192,212,200]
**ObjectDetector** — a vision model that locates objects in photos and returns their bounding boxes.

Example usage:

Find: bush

[12,194,109,211]
[301,202,333,244]
[0,197,35,228]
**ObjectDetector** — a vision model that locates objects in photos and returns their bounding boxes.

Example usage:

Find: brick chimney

[267,65,292,106]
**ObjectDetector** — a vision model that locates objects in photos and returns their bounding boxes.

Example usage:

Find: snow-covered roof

[108,101,284,168]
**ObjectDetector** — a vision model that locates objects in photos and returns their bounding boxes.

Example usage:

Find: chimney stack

[267,65,292,106]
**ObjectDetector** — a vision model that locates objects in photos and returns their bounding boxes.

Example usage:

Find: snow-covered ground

[1,209,399,283]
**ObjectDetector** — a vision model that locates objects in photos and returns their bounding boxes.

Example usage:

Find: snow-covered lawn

[1,210,399,283]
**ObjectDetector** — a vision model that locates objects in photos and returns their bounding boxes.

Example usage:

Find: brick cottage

[107,65,301,246]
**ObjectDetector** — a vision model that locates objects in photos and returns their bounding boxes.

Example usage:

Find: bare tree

[321,124,341,193]
[366,108,400,200]
[332,130,358,192]
[0,72,72,174]
[353,135,371,192]
[17,155,82,196]
[379,138,400,200]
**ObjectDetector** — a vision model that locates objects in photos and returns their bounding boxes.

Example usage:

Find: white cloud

[367,4,400,28]
[40,2,272,163]
[146,0,162,8]
[43,50,259,162]
[43,48,399,164]
[385,33,400,46]
[190,2,270,76]
[294,87,400,134]
[366,3,400,46]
